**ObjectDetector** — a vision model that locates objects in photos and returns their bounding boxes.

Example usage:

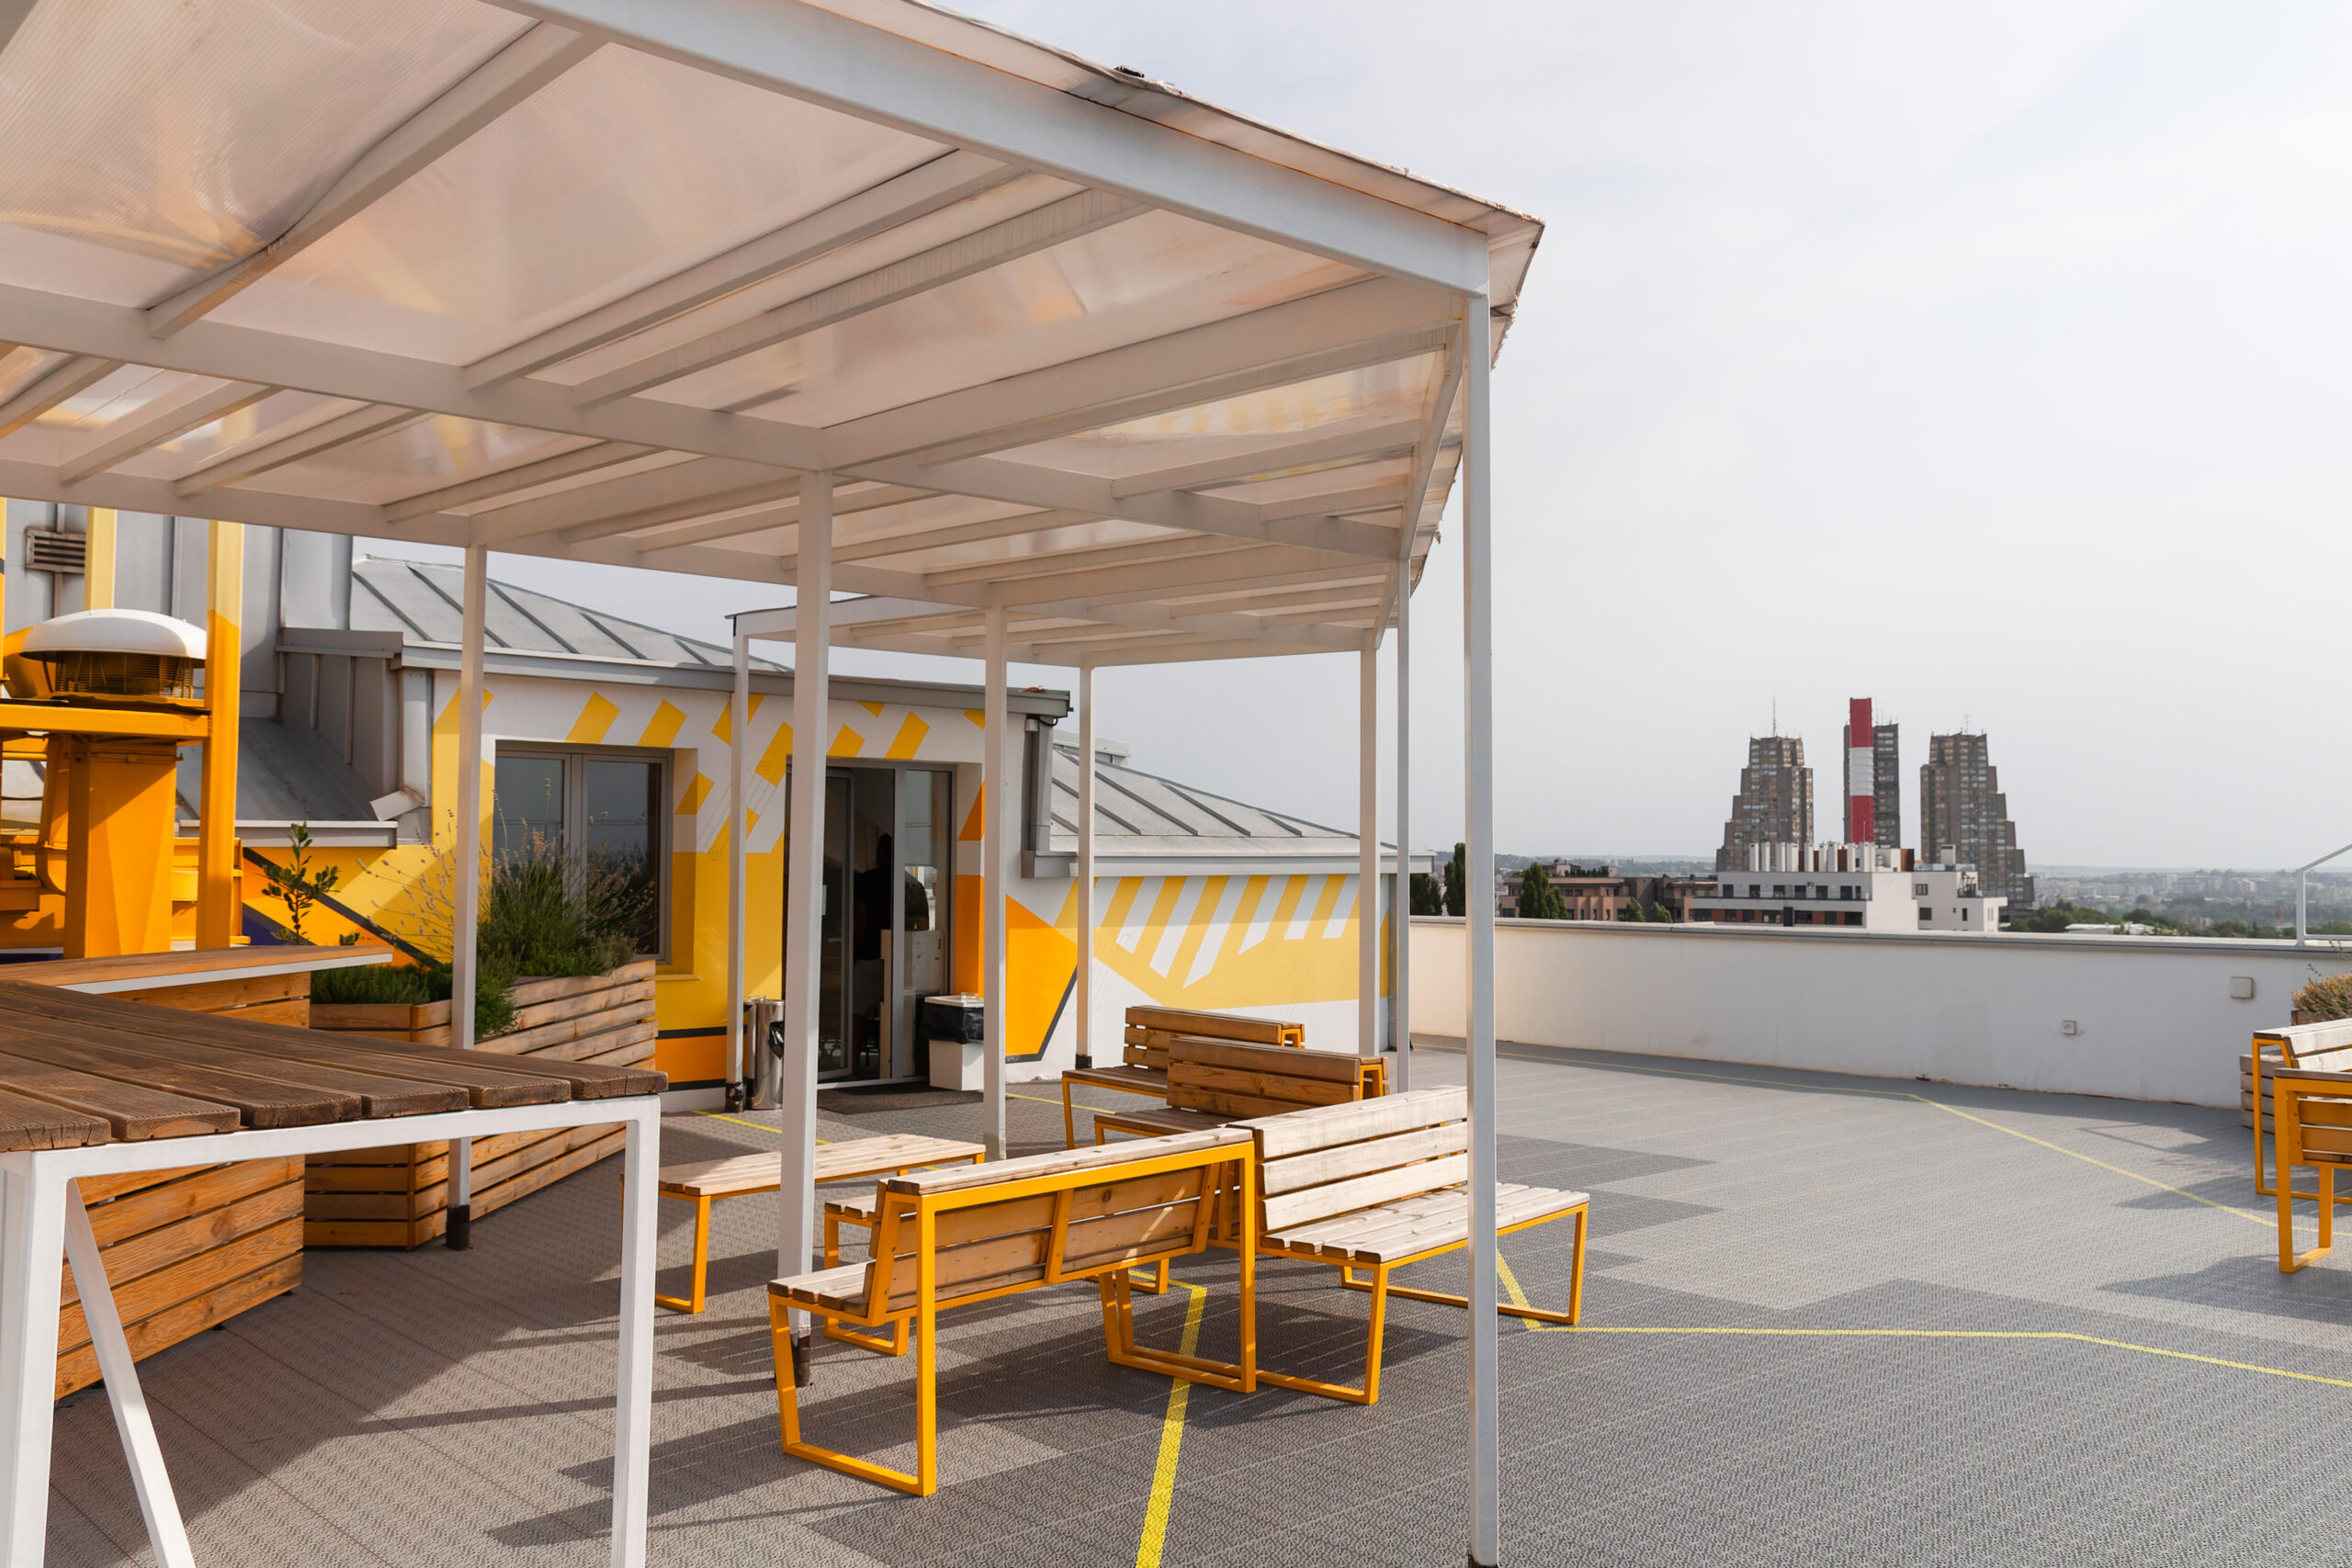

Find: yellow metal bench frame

[2273,1066,2352,1272]
[770,1133,1258,1496]
[655,1136,983,1313]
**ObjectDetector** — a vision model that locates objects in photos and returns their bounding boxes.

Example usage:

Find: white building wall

[1409,918,2352,1107]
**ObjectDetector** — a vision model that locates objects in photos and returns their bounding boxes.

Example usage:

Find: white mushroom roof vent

[21,609,207,701]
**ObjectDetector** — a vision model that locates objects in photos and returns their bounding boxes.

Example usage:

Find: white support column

[1359,643,1379,1058]
[1076,661,1096,1066]
[779,472,831,1353]
[727,628,750,1095]
[447,542,488,1248]
[0,1157,67,1565]
[608,1103,660,1568]
[1461,292,1500,1568]
[1393,564,1413,1090]
[981,605,1010,1159]
[62,1181,195,1568]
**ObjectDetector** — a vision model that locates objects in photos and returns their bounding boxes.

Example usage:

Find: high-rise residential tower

[1871,720,1901,849]
[1716,736,1813,873]
[1919,730,2034,908]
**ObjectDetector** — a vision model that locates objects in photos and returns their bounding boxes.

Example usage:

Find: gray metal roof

[1045,741,1412,874]
[351,556,786,671]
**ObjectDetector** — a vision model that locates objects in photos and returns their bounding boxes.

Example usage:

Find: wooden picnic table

[0,980,666,1568]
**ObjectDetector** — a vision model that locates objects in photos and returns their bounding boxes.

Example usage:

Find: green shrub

[2295,972,2352,1021]
[314,828,639,1039]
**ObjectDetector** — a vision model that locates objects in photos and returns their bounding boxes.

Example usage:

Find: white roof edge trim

[489,0,1498,296]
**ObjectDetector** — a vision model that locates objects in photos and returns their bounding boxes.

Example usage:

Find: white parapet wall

[1409,918,2352,1107]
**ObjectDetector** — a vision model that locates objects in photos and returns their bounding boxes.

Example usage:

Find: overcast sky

[419,0,2352,870]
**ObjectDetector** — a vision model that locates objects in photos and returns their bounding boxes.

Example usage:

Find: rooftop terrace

[45,1044,2336,1566]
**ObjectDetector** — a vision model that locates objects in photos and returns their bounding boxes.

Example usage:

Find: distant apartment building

[1919,731,2035,908]
[1690,841,2006,932]
[1499,863,1717,920]
[1716,736,1813,874]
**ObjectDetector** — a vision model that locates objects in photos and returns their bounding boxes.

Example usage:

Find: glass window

[494,746,666,959]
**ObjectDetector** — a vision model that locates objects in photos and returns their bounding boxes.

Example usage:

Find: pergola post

[447,542,489,1248]
[727,628,750,1099]
[1393,570,1413,1090]
[1075,661,1095,1067]
[778,472,831,1360]
[195,521,242,951]
[981,605,1009,1159]
[1359,644,1379,1057]
[1462,293,1499,1568]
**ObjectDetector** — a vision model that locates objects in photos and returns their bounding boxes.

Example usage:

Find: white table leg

[0,1156,67,1565]
[63,1179,195,1568]
[610,1105,658,1568]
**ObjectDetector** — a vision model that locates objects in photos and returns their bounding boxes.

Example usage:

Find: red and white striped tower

[1844,697,1875,844]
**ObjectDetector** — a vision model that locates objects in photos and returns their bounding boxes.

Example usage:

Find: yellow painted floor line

[1544,1052,2272,1230]
[1905,1094,2273,1229]
[1135,1280,1209,1568]
[1499,1248,2342,1386]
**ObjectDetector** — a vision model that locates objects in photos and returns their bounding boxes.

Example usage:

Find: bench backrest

[1164,1035,1363,1120]
[862,1128,1249,1312]
[1125,1006,1305,1053]
[1238,1087,1469,1235]
[2256,1019,2352,1069]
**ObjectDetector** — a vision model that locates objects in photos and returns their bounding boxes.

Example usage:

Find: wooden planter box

[303,959,657,1247]
[60,1157,305,1398]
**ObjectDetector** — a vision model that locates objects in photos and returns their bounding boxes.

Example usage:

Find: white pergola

[0,1,1537,1561]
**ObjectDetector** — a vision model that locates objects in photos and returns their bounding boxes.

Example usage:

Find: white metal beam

[573,188,1140,406]
[174,402,421,497]
[1461,293,1498,1568]
[1075,661,1095,1066]
[823,276,1452,468]
[860,453,1403,559]
[54,378,275,484]
[778,471,830,1346]
[830,506,1094,564]
[382,440,655,523]
[0,356,123,440]
[0,279,829,471]
[1107,419,1421,499]
[462,455,777,543]
[554,476,803,545]
[145,24,603,336]
[484,0,1491,293]
[464,149,1020,389]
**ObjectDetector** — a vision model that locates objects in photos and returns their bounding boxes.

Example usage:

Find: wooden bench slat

[1096,1106,1231,1138]
[885,1126,1247,1195]
[0,1051,240,1140]
[1124,1007,1301,1045]
[1239,1087,1466,1159]
[662,1135,983,1198]
[1262,1152,1471,1234]
[1260,1120,1467,1197]
[1065,1065,1167,1094]
[1162,1036,1359,1082]
[1169,1061,1356,1106]
[0,1022,354,1128]
[0,1086,109,1149]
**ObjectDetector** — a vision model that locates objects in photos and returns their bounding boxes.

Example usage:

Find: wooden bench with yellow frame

[1058,1006,1312,1148]
[655,1134,983,1313]
[2246,1021,2352,1202]
[1239,1086,1588,1404]
[2271,1056,2352,1272]
[769,1127,1259,1495]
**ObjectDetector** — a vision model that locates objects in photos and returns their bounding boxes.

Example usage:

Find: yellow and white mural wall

[260,655,1385,1089]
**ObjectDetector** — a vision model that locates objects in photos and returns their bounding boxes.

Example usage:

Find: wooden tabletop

[9,944,399,994]
[0,981,667,1153]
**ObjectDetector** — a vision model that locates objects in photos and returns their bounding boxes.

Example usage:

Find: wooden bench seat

[655,1134,984,1313]
[769,1128,1258,1496]
[2250,1021,2352,1202]
[1239,1087,1588,1404]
